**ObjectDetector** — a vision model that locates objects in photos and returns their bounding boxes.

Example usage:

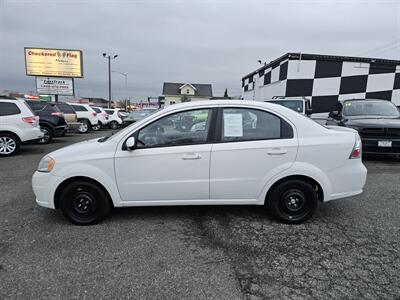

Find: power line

[358,37,400,56]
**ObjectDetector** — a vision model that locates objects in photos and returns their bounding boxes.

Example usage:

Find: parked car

[267,97,313,115]
[104,108,123,129]
[123,109,158,126]
[0,98,43,156]
[326,99,400,155]
[32,100,367,225]
[90,106,109,127]
[53,102,81,133]
[67,103,100,132]
[25,100,68,144]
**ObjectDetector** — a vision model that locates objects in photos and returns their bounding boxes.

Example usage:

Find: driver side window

[137,109,212,148]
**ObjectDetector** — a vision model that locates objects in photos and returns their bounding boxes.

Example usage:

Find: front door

[114,108,214,202]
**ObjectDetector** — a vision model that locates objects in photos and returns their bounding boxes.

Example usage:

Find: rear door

[210,107,298,201]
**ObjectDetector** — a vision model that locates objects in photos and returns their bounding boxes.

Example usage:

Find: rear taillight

[92,112,97,117]
[51,112,64,117]
[22,116,38,126]
[350,135,362,159]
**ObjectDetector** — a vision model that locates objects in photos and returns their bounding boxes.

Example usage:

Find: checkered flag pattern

[242,53,400,113]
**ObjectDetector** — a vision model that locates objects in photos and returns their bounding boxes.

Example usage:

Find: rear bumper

[20,127,44,142]
[326,160,367,201]
[361,138,400,154]
[66,122,81,131]
[55,126,67,137]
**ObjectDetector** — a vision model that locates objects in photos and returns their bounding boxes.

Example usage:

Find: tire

[91,123,101,131]
[59,181,112,225]
[0,133,20,156]
[109,121,119,130]
[38,125,53,144]
[78,120,90,134]
[268,179,318,224]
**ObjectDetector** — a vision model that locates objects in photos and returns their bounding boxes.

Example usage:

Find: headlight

[37,156,55,172]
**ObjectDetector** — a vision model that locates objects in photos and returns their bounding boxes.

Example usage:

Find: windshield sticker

[345,102,352,106]
[224,113,243,137]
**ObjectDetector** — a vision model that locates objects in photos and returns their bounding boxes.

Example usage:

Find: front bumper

[32,171,63,209]
[361,138,400,154]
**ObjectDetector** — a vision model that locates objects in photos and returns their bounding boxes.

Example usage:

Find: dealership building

[242,53,400,113]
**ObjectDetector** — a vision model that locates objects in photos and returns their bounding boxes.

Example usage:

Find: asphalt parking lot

[0,129,399,299]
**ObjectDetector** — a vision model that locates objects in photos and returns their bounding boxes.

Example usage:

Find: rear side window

[220,108,293,142]
[0,102,21,116]
[27,101,46,111]
[91,107,101,113]
[71,105,88,112]
[57,103,75,114]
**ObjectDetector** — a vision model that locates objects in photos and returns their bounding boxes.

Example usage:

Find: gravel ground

[0,129,399,299]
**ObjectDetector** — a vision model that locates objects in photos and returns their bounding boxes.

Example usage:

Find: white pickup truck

[266,97,328,125]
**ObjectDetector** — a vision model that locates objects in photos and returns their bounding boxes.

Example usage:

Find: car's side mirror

[305,108,313,116]
[329,111,340,119]
[126,136,136,151]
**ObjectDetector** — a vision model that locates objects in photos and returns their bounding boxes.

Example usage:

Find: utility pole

[103,53,118,108]
[112,70,128,110]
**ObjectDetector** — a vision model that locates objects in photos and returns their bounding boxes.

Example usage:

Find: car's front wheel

[78,120,89,134]
[268,179,318,224]
[59,181,112,225]
[38,125,53,144]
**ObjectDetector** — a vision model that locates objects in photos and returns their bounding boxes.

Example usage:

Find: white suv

[90,106,109,127]
[0,98,43,156]
[104,108,123,129]
[67,103,100,132]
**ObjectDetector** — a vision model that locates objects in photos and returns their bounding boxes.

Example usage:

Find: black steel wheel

[59,181,112,225]
[109,121,119,130]
[38,125,53,144]
[269,179,318,224]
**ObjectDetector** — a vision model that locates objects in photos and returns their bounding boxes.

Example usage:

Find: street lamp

[112,70,128,110]
[103,53,118,108]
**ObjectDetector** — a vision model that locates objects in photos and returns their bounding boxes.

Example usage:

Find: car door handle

[182,153,202,160]
[267,148,287,155]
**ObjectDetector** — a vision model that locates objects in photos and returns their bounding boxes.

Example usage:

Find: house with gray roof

[160,82,213,106]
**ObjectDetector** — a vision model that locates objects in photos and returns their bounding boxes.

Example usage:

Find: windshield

[128,110,157,119]
[270,100,304,113]
[343,100,400,117]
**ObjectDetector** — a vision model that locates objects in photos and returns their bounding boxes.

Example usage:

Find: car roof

[342,98,388,102]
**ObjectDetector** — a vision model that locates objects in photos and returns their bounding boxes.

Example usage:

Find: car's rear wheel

[91,123,101,131]
[109,121,119,130]
[59,181,112,225]
[268,179,318,224]
[38,125,53,144]
[0,133,20,156]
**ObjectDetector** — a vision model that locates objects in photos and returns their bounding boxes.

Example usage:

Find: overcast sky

[1,0,399,101]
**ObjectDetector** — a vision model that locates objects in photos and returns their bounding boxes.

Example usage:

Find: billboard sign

[36,77,74,96]
[25,47,83,78]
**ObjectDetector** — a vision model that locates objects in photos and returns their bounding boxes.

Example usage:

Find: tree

[224,88,229,98]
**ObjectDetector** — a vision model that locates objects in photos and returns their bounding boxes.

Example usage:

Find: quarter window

[221,108,292,142]
[137,109,212,148]
[0,102,21,116]
[71,105,88,112]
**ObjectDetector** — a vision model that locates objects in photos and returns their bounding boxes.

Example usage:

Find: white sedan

[32,100,367,225]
